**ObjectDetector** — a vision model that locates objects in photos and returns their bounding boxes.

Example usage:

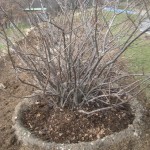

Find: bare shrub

[0,0,150,114]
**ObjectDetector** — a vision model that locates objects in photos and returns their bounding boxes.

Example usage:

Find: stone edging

[12,93,146,150]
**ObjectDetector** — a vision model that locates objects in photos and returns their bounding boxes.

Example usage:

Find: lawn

[124,36,150,73]
[4,23,30,39]
[0,42,6,55]
[0,23,30,56]
[124,35,150,98]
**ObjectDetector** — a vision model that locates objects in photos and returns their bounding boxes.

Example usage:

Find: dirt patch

[22,101,134,144]
[0,55,149,150]
[13,95,150,150]
[0,56,34,150]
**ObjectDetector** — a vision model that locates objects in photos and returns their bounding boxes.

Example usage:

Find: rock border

[12,92,147,150]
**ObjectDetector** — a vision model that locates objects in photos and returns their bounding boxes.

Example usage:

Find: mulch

[22,101,134,144]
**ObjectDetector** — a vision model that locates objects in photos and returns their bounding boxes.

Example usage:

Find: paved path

[104,7,136,14]
[139,19,150,34]
[104,7,150,35]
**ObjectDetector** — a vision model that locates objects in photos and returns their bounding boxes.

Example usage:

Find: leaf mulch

[22,100,134,144]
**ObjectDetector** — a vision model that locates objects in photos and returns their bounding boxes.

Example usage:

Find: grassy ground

[0,43,5,49]
[125,36,150,73]
[5,23,29,37]
[0,43,6,56]
[124,35,150,99]
[0,23,29,56]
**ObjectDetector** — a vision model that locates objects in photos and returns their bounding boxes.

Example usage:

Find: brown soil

[22,101,134,144]
[0,56,34,150]
[0,55,149,149]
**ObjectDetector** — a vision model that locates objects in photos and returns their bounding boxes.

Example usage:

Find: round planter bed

[12,93,149,150]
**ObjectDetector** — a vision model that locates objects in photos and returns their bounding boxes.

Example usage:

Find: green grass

[0,43,7,55]
[124,35,150,98]
[124,36,150,73]
[0,23,30,55]
[5,23,30,37]
[0,43,5,49]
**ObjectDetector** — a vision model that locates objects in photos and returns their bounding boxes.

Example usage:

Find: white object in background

[0,83,6,90]
[139,19,150,35]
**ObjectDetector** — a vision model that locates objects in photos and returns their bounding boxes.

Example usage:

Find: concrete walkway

[139,19,150,35]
